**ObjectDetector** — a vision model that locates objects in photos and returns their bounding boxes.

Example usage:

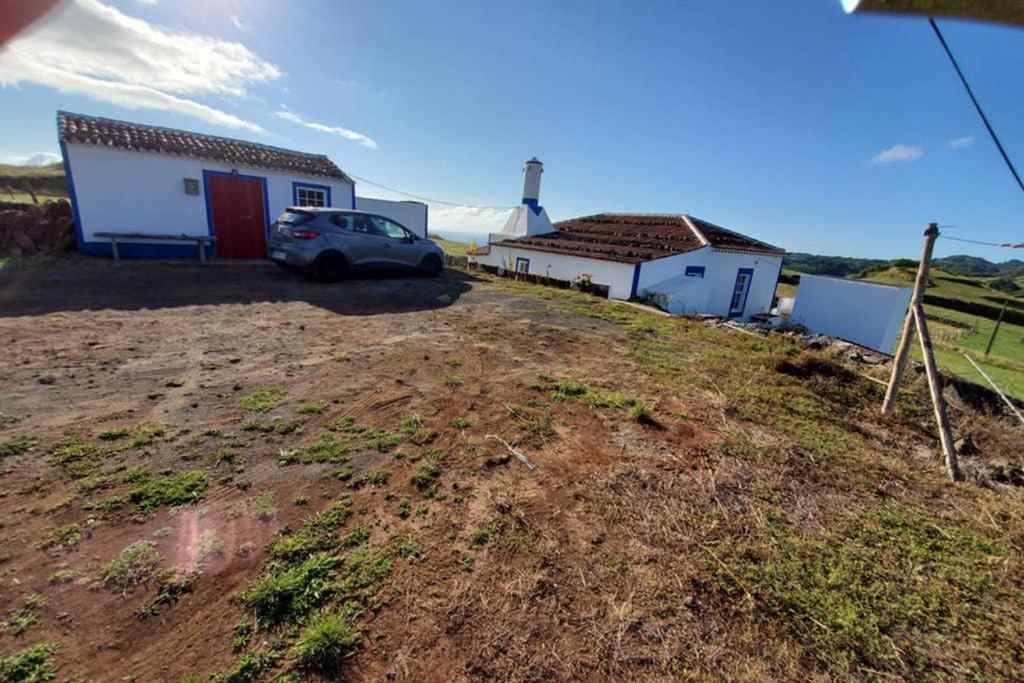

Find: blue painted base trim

[80,241,216,260]
[630,263,642,298]
[522,198,543,215]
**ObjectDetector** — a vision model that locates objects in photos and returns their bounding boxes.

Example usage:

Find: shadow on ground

[0,258,482,317]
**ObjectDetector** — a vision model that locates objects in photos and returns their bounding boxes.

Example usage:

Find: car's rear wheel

[420,254,443,277]
[313,252,348,282]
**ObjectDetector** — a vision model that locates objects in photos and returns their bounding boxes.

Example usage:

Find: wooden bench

[93,232,217,262]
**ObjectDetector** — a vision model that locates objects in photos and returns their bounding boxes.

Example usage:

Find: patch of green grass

[127,470,208,511]
[245,552,342,629]
[451,417,470,430]
[460,555,475,572]
[39,522,87,552]
[48,569,77,585]
[533,375,638,410]
[74,474,111,495]
[293,612,360,674]
[101,540,162,594]
[129,422,166,448]
[367,468,390,487]
[251,491,278,521]
[709,506,1024,678]
[213,647,281,683]
[409,462,441,490]
[195,530,226,564]
[5,610,39,637]
[49,437,95,465]
[238,387,286,413]
[443,374,462,387]
[0,643,59,682]
[297,401,327,415]
[293,494,310,506]
[267,499,353,563]
[397,499,412,519]
[135,569,197,620]
[630,399,655,424]
[332,353,351,363]
[296,434,349,464]
[98,427,129,441]
[0,435,36,460]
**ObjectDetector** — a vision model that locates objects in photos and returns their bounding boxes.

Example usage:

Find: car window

[276,211,313,226]
[350,214,376,234]
[329,214,353,230]
[370,216,410,240]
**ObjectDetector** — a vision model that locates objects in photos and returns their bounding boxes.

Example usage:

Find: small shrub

[49,437,95,465]
[0,643,59,681]
[128,470,208,511]
[136,569,197,620]
[101,540,162,594]
[297,401,327,415]
[130,422,166,448]
[409,462,441,490]
[460,555,475,572]
[244,552,341,628]
[251,491,278,521]
[451,417,470,430]
[443,374,462,387]
[39,522,86,552]
[293,613,360,673]
[630,400,655,424]
[293,494,310,506]
[48,569,77,585]
[195,530,226,563]
[301,435,349,463]
[238,387,285,413]
[98,427,129,441]
[367,468,390,486]
[397,499,412,519]
[5,610,39,636]
[0,435,36,460]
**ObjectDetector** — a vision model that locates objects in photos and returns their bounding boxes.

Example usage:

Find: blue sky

[1,0,1023,260]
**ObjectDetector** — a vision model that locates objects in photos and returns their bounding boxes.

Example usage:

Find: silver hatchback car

[267,208,445,282]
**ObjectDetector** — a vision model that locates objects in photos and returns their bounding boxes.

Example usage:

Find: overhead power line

[347,172,517,210]
[929,17,1024,193]
[939,235,1024,249]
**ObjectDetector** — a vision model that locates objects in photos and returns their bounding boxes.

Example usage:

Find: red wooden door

[208,175,267,259]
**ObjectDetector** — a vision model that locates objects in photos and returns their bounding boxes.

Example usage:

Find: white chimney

[492,156,555,240]
[522,157,543,207]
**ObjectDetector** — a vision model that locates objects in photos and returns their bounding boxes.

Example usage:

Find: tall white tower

[494,157,554,239]
[522,157,543,207]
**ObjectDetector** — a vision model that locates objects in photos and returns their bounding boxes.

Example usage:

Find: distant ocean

[429,230,490,245]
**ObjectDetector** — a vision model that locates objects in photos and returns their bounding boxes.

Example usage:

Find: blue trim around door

[350,183,356,209]
[629,263,642,298]
[291,181,332,207]
[515,256,530,273]
[58,141,86,253]
[728,267,754,318]
[203,169,271,259]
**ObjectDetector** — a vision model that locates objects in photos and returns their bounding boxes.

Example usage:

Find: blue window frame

[728,268,754,318]
[685,265,705,278]
[515,257,530,274]
[291,181,332,207]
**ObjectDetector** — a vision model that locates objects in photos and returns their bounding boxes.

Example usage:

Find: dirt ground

[0,258,1021,682]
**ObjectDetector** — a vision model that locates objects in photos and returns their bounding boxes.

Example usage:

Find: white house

[57,111,426,259]
[469,159,785,320]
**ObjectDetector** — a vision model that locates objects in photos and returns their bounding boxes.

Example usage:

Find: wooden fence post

[984,299,1007,356]
[913,305,963,481]
[882,223,939,414]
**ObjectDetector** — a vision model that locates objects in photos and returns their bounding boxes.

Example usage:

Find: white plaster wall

[65,144,354,243]
[474,245,636,300]
[790,274,912,353]
[638,249,782,318]
[355,197,427,238]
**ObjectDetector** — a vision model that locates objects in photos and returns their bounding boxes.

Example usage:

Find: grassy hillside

[855,266,1024,399]
[428,233,474,256]
[0,162,67,202]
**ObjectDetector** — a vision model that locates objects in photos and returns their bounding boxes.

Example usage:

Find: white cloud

[0,0,280,132]
[427,205,512,235]
[948,135,974,149]
[275,110,378,149]
[872,144,923,164]
[2,152,62,166]
[135,0,158,5]
[230,15,250,32]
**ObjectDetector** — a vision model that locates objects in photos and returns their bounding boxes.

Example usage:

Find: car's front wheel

[313,251,348,283]
[419,254,443,277]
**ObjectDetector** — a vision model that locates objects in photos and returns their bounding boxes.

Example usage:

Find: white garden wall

[64,144,355,257]
[355,197,427,238]
[789,274,912,353]
[476,244,636,300]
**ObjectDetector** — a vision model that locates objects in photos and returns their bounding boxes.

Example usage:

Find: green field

[428,233,474,256]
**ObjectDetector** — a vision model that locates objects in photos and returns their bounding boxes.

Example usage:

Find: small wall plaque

[183,178,200,195]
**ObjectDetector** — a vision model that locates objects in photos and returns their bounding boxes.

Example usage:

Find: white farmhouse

[469,159,786,320]
[58,111,426,259]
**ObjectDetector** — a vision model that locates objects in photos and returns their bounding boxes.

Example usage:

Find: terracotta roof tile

[493,213,783,263]
[58,111,351,182]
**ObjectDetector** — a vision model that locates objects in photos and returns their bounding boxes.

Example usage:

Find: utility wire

[939,235,1024,248]
[347,172,517,210]
[929,17,1024,193]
